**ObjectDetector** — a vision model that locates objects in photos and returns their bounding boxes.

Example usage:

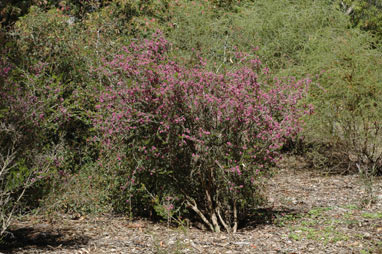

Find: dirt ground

[1,157,382,254]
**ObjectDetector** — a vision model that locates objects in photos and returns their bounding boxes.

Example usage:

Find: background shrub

[0,56,64,238]
[299,29,382,174]
[337,0,382,39]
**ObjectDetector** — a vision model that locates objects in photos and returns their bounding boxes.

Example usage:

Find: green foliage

[212,0,242,9]
[9,6,106,172]
[83,0,171,36]
[338,0,382,39]
[0,7,105,221]
[361,212,382,219]
[167,0,242,70]
[0,55,62,237]
[229,0,348,72]
[1,0,175,219]
[41,162,113,215]
[14,7,89,82]
[0,0,33,28]
[168,0,348,72]
[299,29,382,174]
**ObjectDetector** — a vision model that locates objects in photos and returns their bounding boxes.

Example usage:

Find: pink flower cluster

[0,56,12,80]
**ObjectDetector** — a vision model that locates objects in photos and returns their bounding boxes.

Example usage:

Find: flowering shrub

[94,32,311,232]
[0,55,74,238]
[0,58,51,238]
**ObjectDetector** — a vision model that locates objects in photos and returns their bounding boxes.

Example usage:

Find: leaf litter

[1,156,382,254]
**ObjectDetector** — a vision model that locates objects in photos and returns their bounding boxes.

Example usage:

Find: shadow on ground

[0,225,89,253]
[239,207,303,230]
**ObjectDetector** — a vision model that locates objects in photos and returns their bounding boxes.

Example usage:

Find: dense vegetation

[1,0,382,237]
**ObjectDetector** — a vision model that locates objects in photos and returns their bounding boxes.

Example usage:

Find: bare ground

[1,157,382,254]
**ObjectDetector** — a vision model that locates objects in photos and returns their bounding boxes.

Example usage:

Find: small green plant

[308,207,332,218]
[141,185,185,228]
[150,232,188,254]
[290,224,349,245]
[288,233,302,241]
[275,213,301,227]
[41,162,113,216]
[361,212,382,219]
[284,206,355,245]
[358,163,378,208]
[343,204,359,210]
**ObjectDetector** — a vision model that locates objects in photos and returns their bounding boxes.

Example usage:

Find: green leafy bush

[167,0,348,72]
[301,29,382,174]
[84,0,171,36]
[3,2,172,215]
[0,0,34,28]
[0,56,64,238]
[1,7,100,215]
[338,0,382,39]
[13,7,89,82]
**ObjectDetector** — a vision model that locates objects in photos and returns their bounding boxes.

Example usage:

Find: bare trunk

[171,173,221,232]
[186,198,215,232]
[217,207,231,233]
[205,189,220,232]
[210,211,220,233]
[232,200,238,233]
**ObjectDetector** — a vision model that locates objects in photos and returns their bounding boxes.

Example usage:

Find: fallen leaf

[127,223,144,229]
